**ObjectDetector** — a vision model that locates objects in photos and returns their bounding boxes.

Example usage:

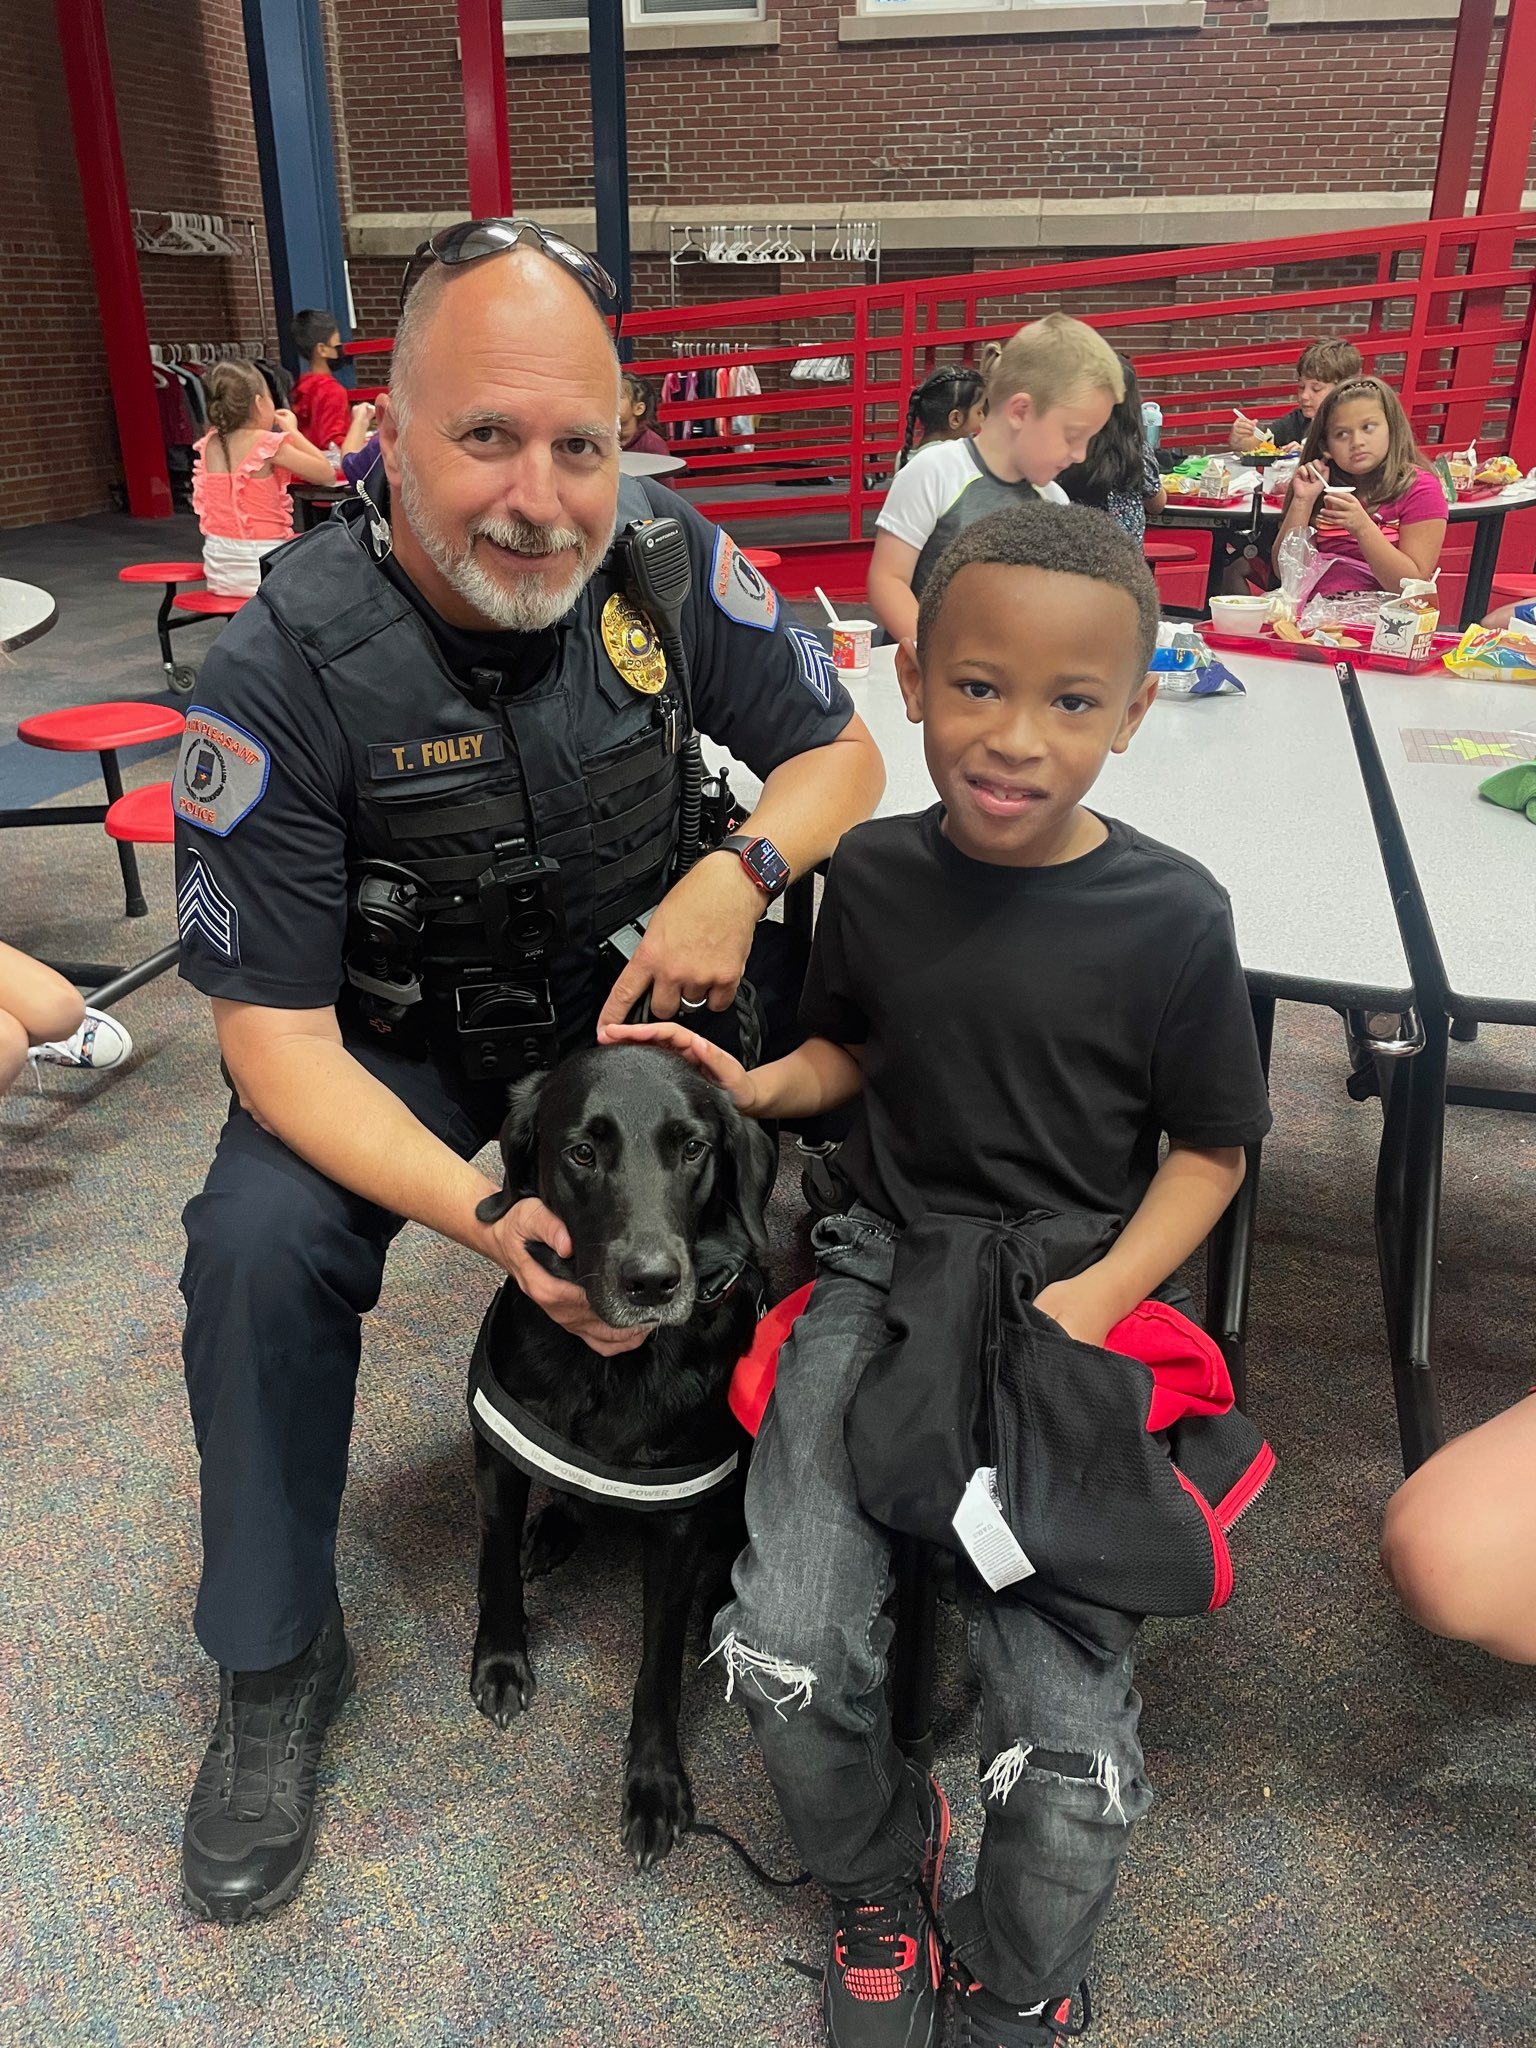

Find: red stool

[10,703,185,918]
[1143,538,1200,565]
[118,561,206,695]
[84,783,181,1008]
[1489,572,1536,614]
[171,592,248,620]
[742,548,782,570]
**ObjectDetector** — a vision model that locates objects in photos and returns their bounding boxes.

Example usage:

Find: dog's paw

[620,1758,695,1871]
[470,1637,537,1728]
[521,1502,585,1581]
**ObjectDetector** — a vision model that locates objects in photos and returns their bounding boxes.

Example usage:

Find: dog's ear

[715,1095,778,1259]
[474,1070,548,1225]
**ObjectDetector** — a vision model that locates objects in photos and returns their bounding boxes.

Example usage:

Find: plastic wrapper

[1150,623,1247,698]
[1443,624,1536,684]
[1268,527,1331,626]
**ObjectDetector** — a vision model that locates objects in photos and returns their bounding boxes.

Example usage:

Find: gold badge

[601,593,667,696]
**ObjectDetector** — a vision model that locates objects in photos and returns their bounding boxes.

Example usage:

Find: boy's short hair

[987,314,1125,415]
[292,308,339,357]
[917,502,1160,676]
[1295,338,1363,386]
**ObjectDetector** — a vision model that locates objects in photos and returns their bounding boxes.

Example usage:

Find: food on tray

[1445,623,1536,683]
[1474,454,1520,487]
[1272,617,1353,649]
[1246,436,1280,458]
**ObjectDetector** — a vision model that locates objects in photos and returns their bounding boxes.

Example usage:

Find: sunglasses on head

[398,218,621,334]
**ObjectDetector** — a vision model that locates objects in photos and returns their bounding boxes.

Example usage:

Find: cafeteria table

[0,577,58,653]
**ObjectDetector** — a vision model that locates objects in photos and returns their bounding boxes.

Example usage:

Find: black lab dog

[469,1042,777,1867]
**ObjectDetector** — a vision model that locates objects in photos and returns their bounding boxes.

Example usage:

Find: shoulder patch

[177,855,240,964]
[786,626,838,711]
[173,710,271,838]
[710,532,779,633]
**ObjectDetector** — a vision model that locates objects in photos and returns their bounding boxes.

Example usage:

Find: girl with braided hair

[897,365,986,468]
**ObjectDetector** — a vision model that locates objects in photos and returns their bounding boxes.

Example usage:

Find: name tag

[368,729,505,778]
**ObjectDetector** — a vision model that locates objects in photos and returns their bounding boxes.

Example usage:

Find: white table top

[620,450,686,477]
[0,577,57,652]
[1353,668,1536,1020]
[766,643,1411,1007]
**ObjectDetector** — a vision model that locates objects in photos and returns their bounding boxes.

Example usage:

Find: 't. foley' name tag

[368,728,505,779]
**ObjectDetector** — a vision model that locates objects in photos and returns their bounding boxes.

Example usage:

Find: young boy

[606,502,1272,2047]
[867,314,1124,647]
[289,308,374,457]
[619,370,669,458]
[1230,337,1363,456]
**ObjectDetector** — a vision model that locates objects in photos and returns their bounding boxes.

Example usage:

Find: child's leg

[1381,1390,1536,1662]
[0,943,85,1050]
[711,1210,928,1897]
[0,1009,29,1095]
[944,1590,1152,2009]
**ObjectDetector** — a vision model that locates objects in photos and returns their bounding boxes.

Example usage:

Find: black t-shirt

[172,484,854,1012]
[1268,406,1310,449]
[799,808,1273,1229]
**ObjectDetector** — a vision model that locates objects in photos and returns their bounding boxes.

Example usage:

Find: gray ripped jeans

[711,1208,1154,2009]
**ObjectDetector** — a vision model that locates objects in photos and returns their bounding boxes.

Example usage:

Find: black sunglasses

[398,218,621,334]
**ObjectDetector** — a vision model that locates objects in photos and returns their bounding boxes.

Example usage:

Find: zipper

[1214,1441,1277,1532]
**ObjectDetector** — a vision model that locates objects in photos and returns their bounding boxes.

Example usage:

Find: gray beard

[397,460,614,632]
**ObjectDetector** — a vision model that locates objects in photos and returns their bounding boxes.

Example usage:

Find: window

[503,0,761,27]
[858,0,1126,11]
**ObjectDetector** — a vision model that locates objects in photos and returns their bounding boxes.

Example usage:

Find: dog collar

[468,1316,744,1513]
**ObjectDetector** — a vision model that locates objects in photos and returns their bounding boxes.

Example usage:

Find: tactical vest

[256,483,686,1061]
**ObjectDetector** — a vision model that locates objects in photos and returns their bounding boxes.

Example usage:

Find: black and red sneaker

[946,1979,1092,2046]
[821,1772,951,2047]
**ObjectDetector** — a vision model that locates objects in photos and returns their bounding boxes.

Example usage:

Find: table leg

[1204,988,1275,1409]
[1372,1005,1447,1474]
[1458,511,1503,629]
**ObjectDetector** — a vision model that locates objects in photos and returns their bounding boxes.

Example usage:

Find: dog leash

[683,1818,811,1891]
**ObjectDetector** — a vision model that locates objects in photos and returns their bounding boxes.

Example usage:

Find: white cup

[831,620,874,675]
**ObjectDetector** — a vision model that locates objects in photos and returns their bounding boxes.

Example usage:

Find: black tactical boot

[181,1597,355,1922]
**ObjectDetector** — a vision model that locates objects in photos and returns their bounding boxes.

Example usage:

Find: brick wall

[330,0,1521,228]
[0,0,270,531]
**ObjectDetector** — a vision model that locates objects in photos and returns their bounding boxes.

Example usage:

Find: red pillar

[1430,0,1497,218]
[54,0,171,520]
[458,0,513,218]
[1478,0,1536,214]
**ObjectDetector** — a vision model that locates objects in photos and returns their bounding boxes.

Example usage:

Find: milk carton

[1370,577,1440,661]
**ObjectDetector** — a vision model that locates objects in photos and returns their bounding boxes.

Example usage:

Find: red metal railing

[347,209,1536,572]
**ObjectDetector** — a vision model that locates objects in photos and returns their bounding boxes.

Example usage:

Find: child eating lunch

[1275,376,1447,598]
[1230,338,1362,456]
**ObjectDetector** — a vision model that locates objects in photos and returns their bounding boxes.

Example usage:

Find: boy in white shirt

[867,315,1123,646]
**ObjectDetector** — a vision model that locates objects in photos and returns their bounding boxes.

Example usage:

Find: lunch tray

[1202,622,1460,675]
[1165,492,1254,512]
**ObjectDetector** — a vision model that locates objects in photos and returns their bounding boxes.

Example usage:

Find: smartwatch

[718,832,791,903]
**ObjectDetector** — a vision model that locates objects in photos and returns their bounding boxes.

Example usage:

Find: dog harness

[467,1259,756,1512]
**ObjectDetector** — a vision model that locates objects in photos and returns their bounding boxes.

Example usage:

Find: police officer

[171,223,884,1922]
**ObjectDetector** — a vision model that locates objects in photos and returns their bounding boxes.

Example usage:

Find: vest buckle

[453,971,559,1082]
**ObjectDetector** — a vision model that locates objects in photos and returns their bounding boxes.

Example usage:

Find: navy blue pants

[179,1043,503,1671]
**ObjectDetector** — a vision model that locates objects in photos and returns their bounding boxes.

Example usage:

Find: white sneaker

[30,1007,133,1070]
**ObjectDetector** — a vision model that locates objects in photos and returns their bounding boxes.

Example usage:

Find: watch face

[746,838,790,894]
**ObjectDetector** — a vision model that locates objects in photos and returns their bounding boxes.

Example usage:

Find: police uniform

[173,476,853,1673]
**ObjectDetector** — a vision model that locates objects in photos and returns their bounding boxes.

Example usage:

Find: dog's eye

[565,1142,597,1170]
[680,1137,710,1163]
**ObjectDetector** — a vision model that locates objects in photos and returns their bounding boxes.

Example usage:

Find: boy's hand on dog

[483,1195,652,1355]
[597,1019,758,1111]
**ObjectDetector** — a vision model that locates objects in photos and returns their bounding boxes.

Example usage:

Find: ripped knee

[705,1630,817,1717]
[981,1739,1134,1824]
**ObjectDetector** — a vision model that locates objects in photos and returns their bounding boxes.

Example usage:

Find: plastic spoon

[815,587,845,630]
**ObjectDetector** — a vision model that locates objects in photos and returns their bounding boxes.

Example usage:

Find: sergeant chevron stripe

[177,857,240,963]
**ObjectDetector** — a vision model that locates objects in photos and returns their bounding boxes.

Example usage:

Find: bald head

[377,245,623,633]
[390,245,618,423]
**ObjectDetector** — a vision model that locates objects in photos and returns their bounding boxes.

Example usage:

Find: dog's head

[476,1043,777,1328]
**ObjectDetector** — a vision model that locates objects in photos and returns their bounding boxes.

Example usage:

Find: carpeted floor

[1,516,1533,2047]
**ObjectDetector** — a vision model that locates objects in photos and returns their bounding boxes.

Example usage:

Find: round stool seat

[1143,539,1201,565]
[1489,573,1536,610]
[172,591,248,618]
[743,549,782,570]
[118,561,205,584]
[18,702,186,752]
[105,782,175,845]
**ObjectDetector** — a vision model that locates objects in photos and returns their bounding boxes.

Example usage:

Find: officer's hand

[598,853,762,1028]
[484,1195,651,1356]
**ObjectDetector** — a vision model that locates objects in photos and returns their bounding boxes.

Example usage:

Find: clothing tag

[952,1468,1035,1592]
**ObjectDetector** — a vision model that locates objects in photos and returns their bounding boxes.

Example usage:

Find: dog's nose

[619,1253,684,1306]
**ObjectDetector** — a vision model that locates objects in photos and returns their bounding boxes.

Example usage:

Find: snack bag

[1268,527,1329,626]
[1151,622,1247,698]
[1444,623,1536,684]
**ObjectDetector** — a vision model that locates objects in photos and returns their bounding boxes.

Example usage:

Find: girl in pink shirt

[192,361,340,596]
[1276,375,1447,599]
